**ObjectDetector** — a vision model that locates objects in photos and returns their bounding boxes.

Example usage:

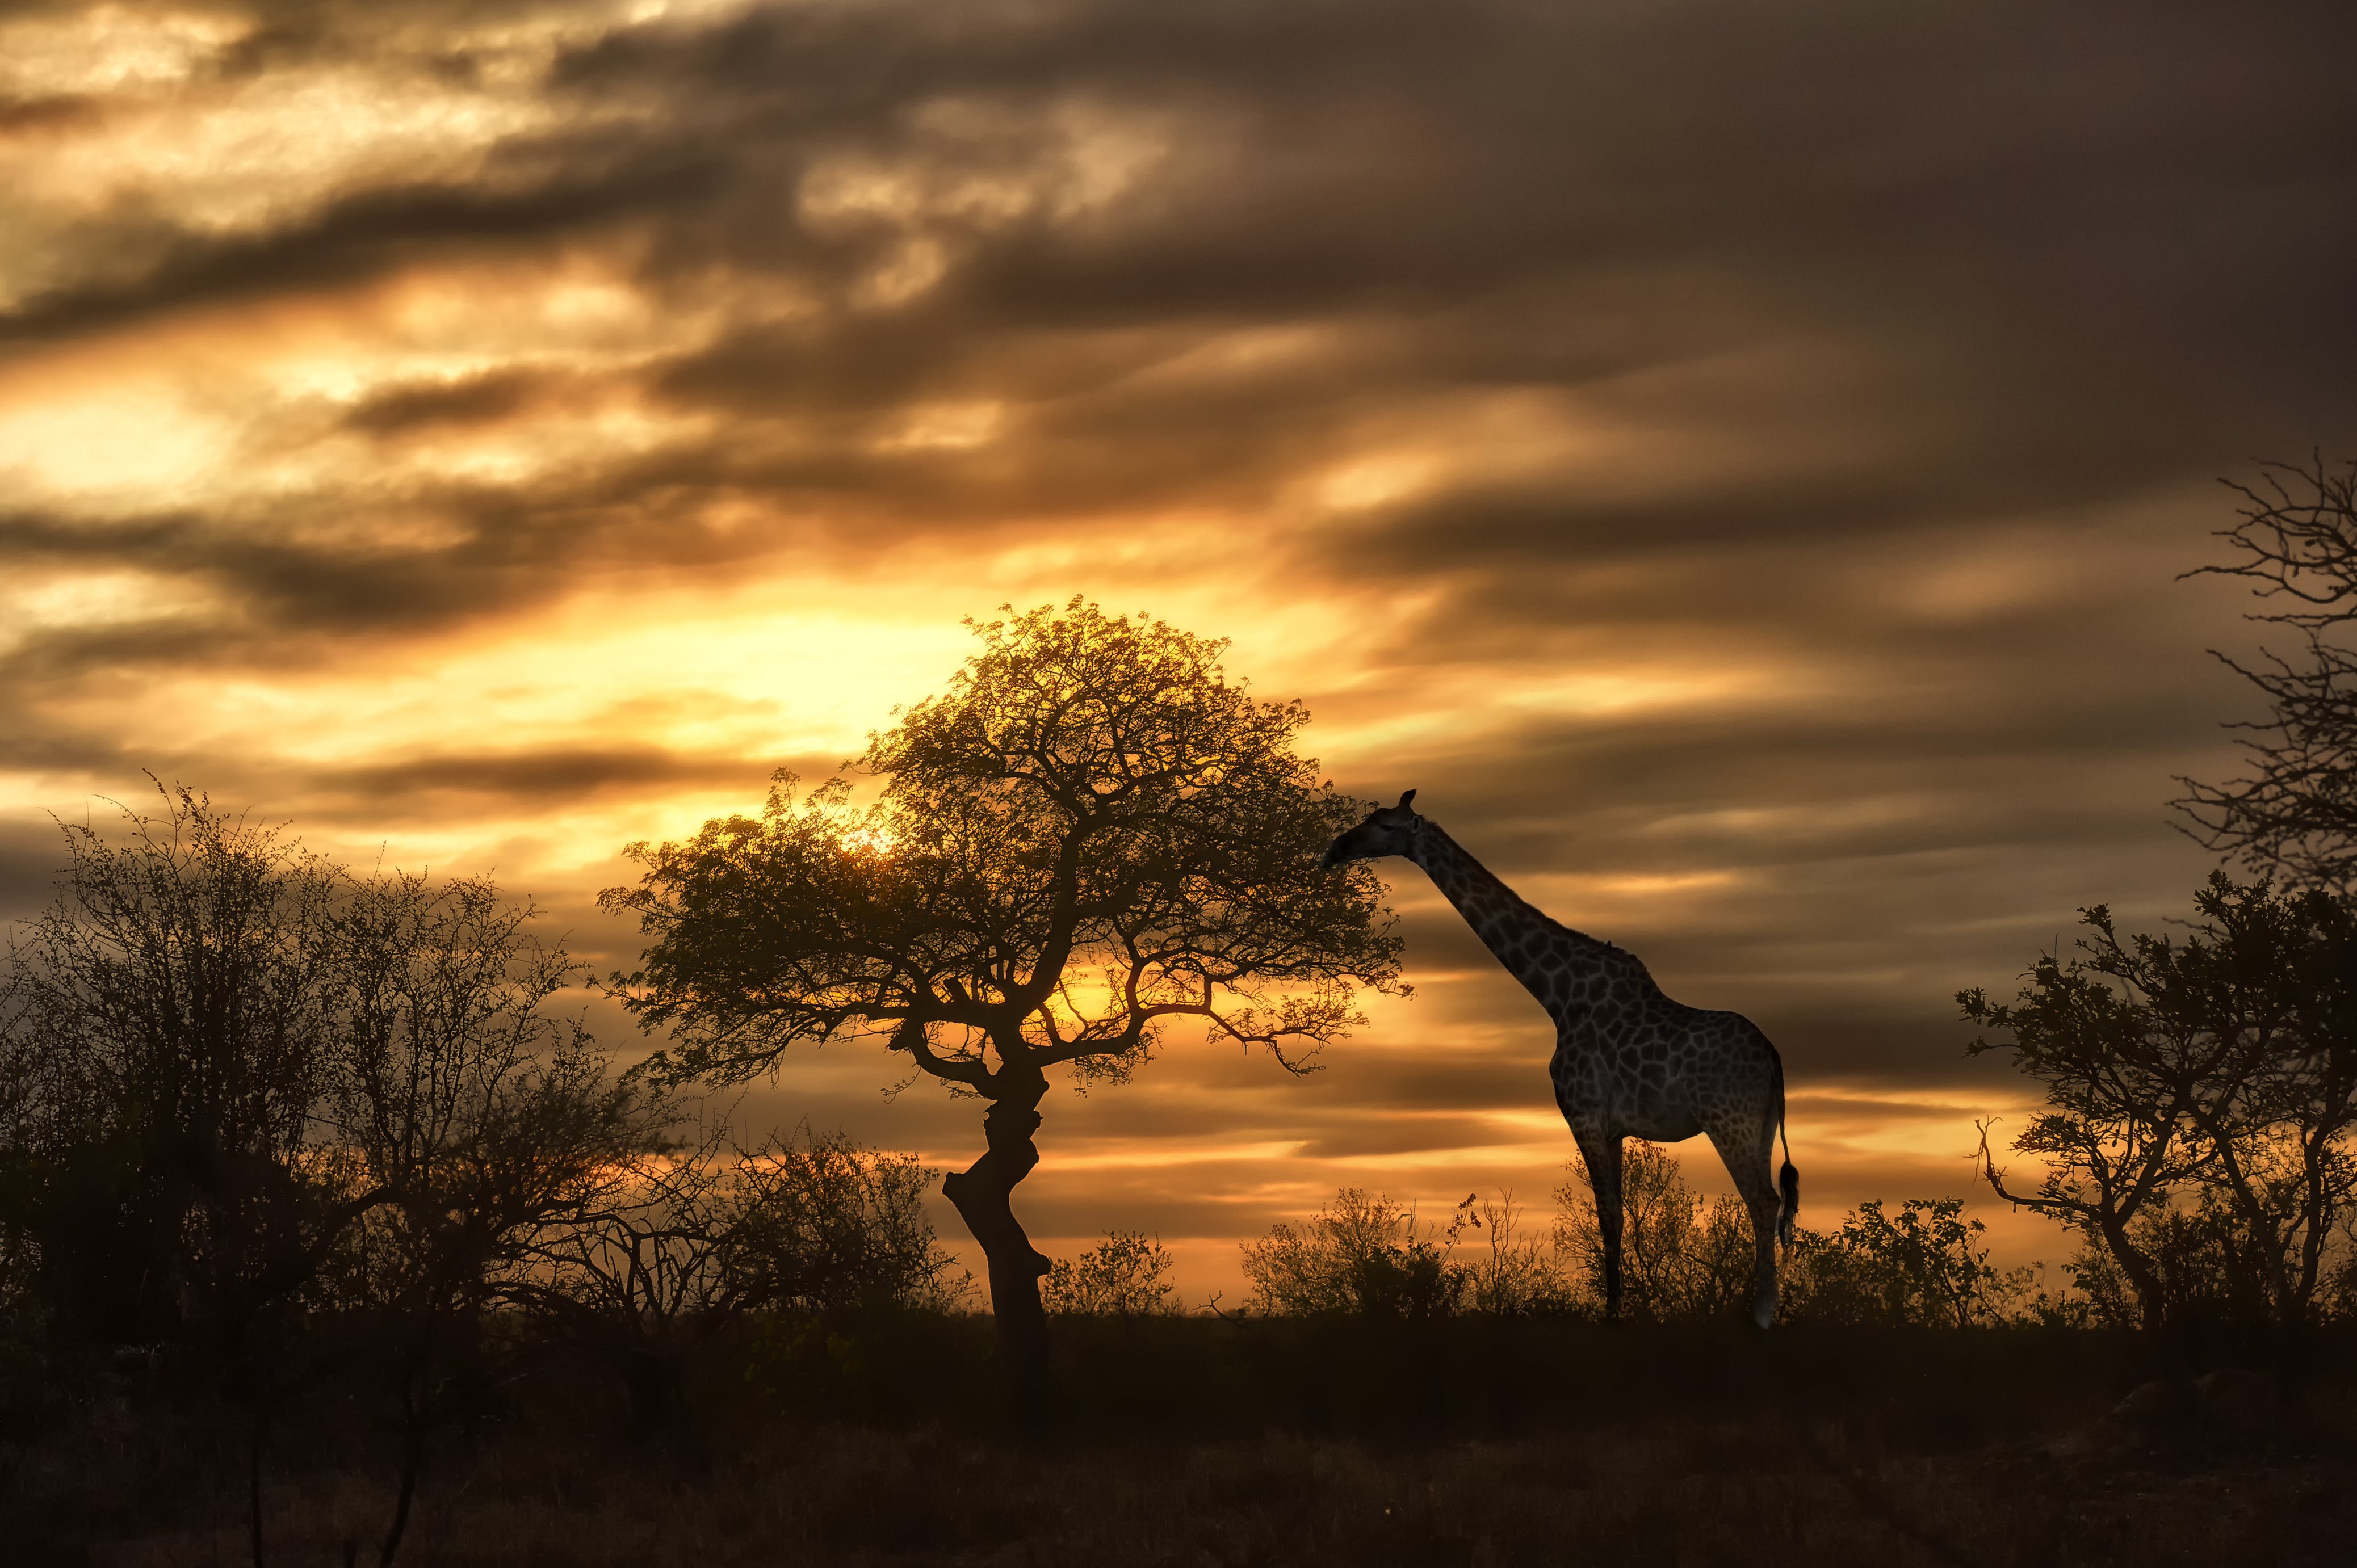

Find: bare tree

[513,1119,745,1436]
[0,783,359,1352]
[0,785,395,1568]
[321,870,659,1567]
[1456,1191,1584,1317]
[2177,455,2357,893]
[0,789,686,1566]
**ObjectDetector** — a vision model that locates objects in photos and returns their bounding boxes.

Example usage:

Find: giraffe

[1324,791,1798,1327]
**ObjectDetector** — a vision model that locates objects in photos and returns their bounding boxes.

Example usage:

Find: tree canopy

[603,599,1404,1095]
[1962,874,2357,1333]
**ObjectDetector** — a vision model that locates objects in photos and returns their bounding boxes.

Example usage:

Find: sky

[3,0,2354,1300]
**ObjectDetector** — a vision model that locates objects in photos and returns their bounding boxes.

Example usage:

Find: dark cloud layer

[9,2,2351,662]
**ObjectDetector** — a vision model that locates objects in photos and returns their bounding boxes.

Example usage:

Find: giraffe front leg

[1573,1128,1625,1322]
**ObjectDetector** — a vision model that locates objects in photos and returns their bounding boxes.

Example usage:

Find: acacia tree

[601,600,1402,1409]
[2176,455,2357,893]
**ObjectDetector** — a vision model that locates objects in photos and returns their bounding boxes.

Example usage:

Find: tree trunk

[941,1070,1052,1421]
[247,1401,270,1568]
[624,1346,681,1436]
[378,1385,428,1568]
[2098,1218,2169,1335]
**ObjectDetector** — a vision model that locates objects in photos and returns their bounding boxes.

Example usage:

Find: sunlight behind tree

[602,599,1404,1412]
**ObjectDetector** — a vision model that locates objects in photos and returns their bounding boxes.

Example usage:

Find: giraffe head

[1321,790,1422,868]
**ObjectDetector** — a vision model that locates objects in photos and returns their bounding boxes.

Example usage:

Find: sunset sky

[5,0,2354,1299]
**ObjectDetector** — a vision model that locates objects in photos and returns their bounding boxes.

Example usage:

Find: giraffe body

[1325,792,1797,1327]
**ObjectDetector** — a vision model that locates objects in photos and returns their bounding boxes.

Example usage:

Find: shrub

[1788,1197,2032,1328]
[1456,1192,1587,1317]
[1044,1231,1179,1316]
[1240,1189,1465,1318]
[1554,1145,1754,1322]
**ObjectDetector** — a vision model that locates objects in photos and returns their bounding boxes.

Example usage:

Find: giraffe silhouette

[1325,791,1798,1327]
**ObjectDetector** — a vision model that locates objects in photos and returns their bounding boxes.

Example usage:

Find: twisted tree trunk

[941,1064,1053,1420]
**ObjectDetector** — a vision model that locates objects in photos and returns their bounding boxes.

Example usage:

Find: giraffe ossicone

[1324,789,1799,1328]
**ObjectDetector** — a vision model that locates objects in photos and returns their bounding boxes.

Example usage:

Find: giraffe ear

[1396,789,1417,811]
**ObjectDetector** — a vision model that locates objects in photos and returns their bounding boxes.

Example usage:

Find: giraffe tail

[1773,1053,1798,1247]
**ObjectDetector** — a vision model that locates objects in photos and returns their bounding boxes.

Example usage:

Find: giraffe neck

[1406,821,1623,1008]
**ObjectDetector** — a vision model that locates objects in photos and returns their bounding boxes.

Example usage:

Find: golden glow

[1317,454,1438,511]
[0,6,242,99]
[0,68,559,320]
[0,379,227,506]
[0,568,217,655]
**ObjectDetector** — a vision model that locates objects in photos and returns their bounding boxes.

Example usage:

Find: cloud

[287,743,854,835]
[0,819,70,924]
[13,0,2350,624]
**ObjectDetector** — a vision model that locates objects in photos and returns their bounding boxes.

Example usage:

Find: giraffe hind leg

[1708,1118,1783,1330]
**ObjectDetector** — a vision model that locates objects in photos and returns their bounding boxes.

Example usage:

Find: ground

[6,1321,2349,1566]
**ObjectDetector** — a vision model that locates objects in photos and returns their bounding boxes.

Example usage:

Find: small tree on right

[1968,460,2357,1351]
[1963,876,2356,1341]
[1239,1189,1465,1319]
[1790,1197,2028,1329]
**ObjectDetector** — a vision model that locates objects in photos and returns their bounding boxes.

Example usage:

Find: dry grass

[6,1321,2351,1567]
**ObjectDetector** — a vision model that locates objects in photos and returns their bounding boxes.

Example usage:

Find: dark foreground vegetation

[7,1314,2353,1567]
[5,775,2346,1566]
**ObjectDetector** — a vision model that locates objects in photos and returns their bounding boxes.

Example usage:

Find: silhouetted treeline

[0,784,966,1565]
[1055,1134,2356,1340]
[4,787,2354,1568]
